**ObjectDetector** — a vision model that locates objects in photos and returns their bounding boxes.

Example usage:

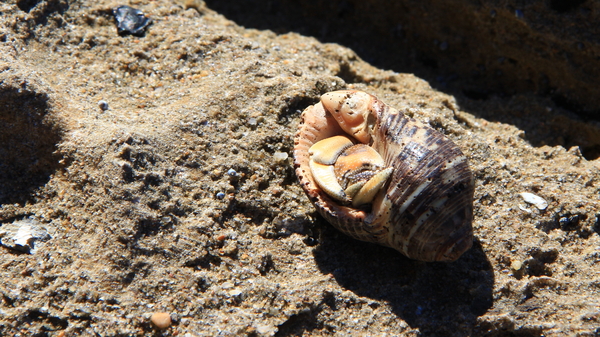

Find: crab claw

[333,144,392,207]
[308,135,353,165]
[308,135,393,207]
[308,135,354,203]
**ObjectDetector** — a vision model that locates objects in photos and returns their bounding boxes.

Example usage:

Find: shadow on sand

[311,221,494,336]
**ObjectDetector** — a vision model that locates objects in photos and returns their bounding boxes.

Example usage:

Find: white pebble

[228,288,242,297]
[511,260,522,270]
[519,192,548,210]
[256,324,276,335]
[0,219,50,254]
[273,151,288,162]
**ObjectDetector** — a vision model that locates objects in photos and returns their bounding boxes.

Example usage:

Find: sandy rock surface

[1,1,599,336]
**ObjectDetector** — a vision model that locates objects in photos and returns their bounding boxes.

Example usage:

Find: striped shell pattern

[293,90,474,262]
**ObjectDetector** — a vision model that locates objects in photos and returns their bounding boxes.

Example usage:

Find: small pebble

[273,151,288,162]
[256,324,276,335]
[216,192,225,200]
[229,288,243,297]
[98,100,109,110]
[511,260,522,271]
[150,312,171,329]
[113,5,152,36]
[227,168,237,176]
[519,192,548,210]
[0,218,51,254]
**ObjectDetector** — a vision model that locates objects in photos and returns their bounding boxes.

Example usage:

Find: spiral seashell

[293,90,474,262]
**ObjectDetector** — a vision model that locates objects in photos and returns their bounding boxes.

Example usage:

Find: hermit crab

[293,90,474,262]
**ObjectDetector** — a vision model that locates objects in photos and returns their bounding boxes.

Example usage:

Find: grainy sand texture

[1,1,599,336]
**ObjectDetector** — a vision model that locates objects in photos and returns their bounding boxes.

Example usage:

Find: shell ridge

[419,202,473,261]
[383,128,467,210]
[388,154,472,252]
[403,164,474,260]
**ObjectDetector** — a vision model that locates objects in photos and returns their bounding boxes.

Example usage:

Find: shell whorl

[293,90,474,262]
